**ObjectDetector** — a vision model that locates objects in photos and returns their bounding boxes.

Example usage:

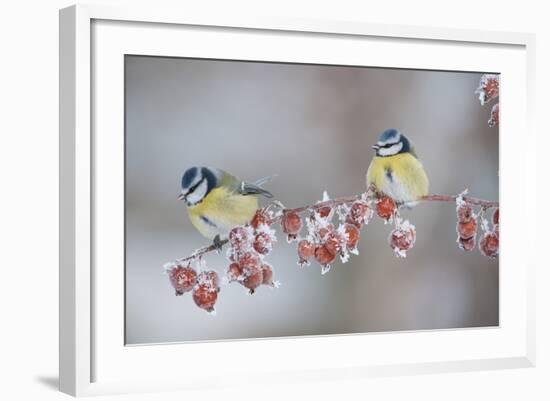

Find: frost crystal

[455,189,469,210]
[163,262,176,274]
[336,203,351,223]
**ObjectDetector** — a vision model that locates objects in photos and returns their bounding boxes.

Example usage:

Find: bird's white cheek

[186,180,208,205]
[378,142,403,156]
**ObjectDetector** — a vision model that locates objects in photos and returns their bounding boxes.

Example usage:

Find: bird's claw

[212,235,224,253]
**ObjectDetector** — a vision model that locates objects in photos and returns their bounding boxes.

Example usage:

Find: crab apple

[297,239,315,265]
[226,262,242,282]
[192,284,218,312]
[253,231,273,255]
[251,208,270,229]
[324,231,345,255]
[488,103,499,128]
[169,266,197,296]
[197,270,220,291]
[479,232,499,258]
[344,223,360,249]
[317,206,332,218]
[237,252,263,292]
[261,263,274,286]
[281,212,302,239]
[376,196,397,219]
[389,225,416,253]
[239,251,261,270]
[314,244,336,266]
[346,201,372,227]
[457,219,477,239]
[458,236,476,252]
[476,74,499,104]
[317,223,334,240]
[492,208,499,226]
[229,226,250,251]
[242,264,264,293]
[457,204,474,222]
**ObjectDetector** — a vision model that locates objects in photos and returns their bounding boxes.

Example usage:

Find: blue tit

[366,128,429,205]
[178,167,273,244]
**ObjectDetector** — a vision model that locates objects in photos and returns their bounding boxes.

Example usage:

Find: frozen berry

[242,264,263,293]
[479,232,499,258]
[476,74,499,104]
[314,244,336,266]
[457,219,477,239]
[253,231,273,255]
[458,236,476,252]
[281,212,302,238]
[251,208,270,229]
[226,262,242,282]
[344,223,360,249]
[376,196,396,219]
[192,284,218,312]
[261,263,274,286]
[492,208,499,226]
[239,251,261,270]
[324,231,344,255]
[346,201,372,227]
[197,270,220,290]
[457,205,473,222]
[389,224,416,256]
[488,103,499,127]
[229,226,250,249]
[317,206,332,218]
[317,223,334,240]
[169,266,197,296]
[297,239,315,266]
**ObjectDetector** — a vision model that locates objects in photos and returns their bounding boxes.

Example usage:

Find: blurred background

[125,55,499,345]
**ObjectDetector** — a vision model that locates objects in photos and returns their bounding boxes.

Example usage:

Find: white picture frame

[59,4,536,397]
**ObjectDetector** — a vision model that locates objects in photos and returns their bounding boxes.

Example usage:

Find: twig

[175,239,229,265]
[173,191,498,264]
[420,194,498,208]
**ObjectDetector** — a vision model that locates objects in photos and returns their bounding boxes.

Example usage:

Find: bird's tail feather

[253,174,277,187]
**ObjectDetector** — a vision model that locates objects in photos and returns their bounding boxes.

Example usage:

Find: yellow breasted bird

[366,128,429,204]
[178,167,273,246]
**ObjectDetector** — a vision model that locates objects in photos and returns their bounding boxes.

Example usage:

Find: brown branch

[172,191,498,265]
[175,239,229,265]
[420,194,498,208]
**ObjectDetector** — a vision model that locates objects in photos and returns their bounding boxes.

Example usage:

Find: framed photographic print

[59,4,536,396]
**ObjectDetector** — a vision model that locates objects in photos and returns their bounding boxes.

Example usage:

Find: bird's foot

[212,235,224,253]
[398,200,418,210]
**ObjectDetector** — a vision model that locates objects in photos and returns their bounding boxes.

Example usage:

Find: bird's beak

[372,144,380,150]
[177,192,186,201]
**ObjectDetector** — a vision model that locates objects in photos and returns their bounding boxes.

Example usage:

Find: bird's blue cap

[378,128,400,143]
[181,167,199,189]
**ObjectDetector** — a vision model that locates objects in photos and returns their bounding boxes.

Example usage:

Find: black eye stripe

[187,178,205,195]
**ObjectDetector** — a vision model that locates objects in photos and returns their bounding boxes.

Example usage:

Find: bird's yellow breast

[366,153,429,202]
[187,187,259,240]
